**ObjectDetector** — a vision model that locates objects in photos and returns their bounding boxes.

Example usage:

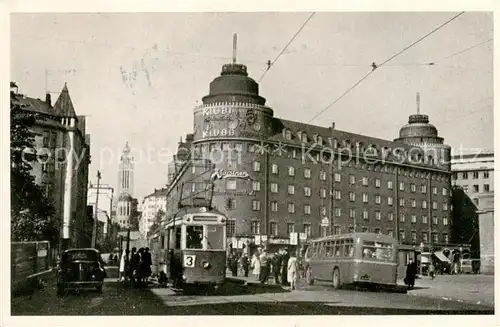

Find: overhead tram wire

[258,12,316,83]
[308,11,466,124]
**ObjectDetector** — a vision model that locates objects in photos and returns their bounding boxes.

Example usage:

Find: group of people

[227,247,300,290]
[119,247,152,288]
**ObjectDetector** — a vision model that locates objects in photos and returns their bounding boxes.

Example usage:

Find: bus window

[186,225,204,249]
[325,241,334,257]
[318,242,325,258]
[363,241,393,261]
[334,241,342,257]
[206,225,224,249]
[175,227,182,249]
[344,239,354,257]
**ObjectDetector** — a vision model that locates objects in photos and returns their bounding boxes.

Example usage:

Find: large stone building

[163,56,459,261]
[139,188,168,238]
[11,82,91,249]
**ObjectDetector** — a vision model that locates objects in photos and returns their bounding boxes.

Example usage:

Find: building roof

[144,188,169,199]
[53,83,77,117]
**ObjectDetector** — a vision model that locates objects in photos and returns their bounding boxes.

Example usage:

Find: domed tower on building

[394,93,451,171]
[115,142,136,229]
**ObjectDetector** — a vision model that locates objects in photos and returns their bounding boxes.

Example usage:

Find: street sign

[290,232,298,245]
[254,235,261,245]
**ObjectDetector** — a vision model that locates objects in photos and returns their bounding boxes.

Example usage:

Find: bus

[304,232,398,289]
[150,206,228,289]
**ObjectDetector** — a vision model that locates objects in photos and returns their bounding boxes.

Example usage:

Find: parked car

[57,248,107,296]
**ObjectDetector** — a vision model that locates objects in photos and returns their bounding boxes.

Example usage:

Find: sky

[10,12,494,200]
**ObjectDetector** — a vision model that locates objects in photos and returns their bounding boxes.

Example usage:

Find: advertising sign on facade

[210,169,251,180]
[290,232,298,245]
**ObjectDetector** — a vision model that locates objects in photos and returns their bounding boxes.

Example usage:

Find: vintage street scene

[8,11,495,317]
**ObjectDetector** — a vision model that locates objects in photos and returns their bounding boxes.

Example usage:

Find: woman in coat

[287,255,298,290]
[119,249,127,282]
[251,253,261,280]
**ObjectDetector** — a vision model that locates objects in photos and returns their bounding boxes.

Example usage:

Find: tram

[150,206,228,289]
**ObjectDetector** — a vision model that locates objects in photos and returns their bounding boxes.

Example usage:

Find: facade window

[422,232,428,243]
[271,164,279,174]
[433,216,438,225]
[226,180,237,190]
[452,173,458,180]
[235,143,243,152]
[422,216,428,224]
[304,204,311,215]
[287,222,295,234]
[362,177,368,186]
[348,226,355,233]
[334,173,341,182]
[301,133,308,143]
[350,175,356,185]
[463,185,469,193]
[473,171,479,179]
[304,224,312,237]
[335,207,341,217]
[226,198,236,210]
[432,187,438,195]
[320,170,326,181]
[349,192,356,202]
[388,196,393,206]
[462,172,468,179]
[288,203,295,213]
[422,200,427,209]
[432,233,438,243]
[421,185,427,193]
[270,201,278,212]
[304,187,312,197]
[388,212,394,221]
[253,161,261,172]
[474,198,479,205]
[432,201,438,210]
[227,220,236,236]
[321,226,328,237]
[304,168,311,179]
[349,209,356,219]
[191,183,196,193]
[285,130,292,140]
[335,190,341,200]
[443,217,448,226]
[411,199,417,208]
[288,166,295,176]
[399,230,406,241]
[252,181,261,191]
[320,188,327,198]
[292,149,297,158]
[387,181,393,189]
[484,184,490,192]
[192,166,196,174]
[399,182,405,191]
[334,226,341,235]
[270,183,279,193]
[375,211,381,221]
[362,227,369,233]
[484,171,489,178]
[411,215,417,224]
[252,200,261,211]
[387,229,394,237]
[375,178,381,188]
[320,206,327,216]
[288,185,295,195]
[442,188,448,196]
[410,183,416,193]
[362,193,368,203]
[411,231,417,243]
[270,222,278,236]
[251,221,260,234]
[399,214,405,223]
[443,233,449,243]
[374,228,381,234]
[363,209,369,220]
[442,202,448,211]
[375,195,381,204]
[399,198,405,207]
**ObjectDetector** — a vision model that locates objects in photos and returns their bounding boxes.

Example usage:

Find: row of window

[227,220,449,244]
[460,184,491,193]
[454,171,491,180]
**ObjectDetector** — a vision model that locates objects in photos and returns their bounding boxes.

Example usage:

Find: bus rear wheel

[332,268,341,289]
[306,266,314,285]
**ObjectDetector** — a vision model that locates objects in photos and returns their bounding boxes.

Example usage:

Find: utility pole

[91,171,102,248]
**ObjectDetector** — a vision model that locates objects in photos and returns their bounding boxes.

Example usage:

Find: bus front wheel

[306,266,314,285]
[332,268,341,289]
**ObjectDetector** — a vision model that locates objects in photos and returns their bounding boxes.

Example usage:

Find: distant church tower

[115,142,135,229]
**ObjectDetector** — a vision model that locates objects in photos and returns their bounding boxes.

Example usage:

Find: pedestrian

[251,252,261,281]
[272,251,282,284]
[119,249,127,282]
[142,247,153,285]
[287,254,298,290]
[429,262,435,280]
[230,252,238,277]
[240,253,249,277]
[129,247,139,286]
[404,258,418,290]
[259,249,269,284]
[280,249,289,286]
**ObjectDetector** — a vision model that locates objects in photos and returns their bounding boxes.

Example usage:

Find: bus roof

[168,206,225,220]
[308,232,397,244]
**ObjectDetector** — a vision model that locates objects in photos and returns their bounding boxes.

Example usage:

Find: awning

[434,251,451,263]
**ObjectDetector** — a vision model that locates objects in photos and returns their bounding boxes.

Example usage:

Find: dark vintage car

[57,248,107,296]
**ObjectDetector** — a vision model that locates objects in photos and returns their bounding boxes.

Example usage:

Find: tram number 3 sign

[183,255,196,268]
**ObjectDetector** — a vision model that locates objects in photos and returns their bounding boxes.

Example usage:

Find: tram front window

[186,225,204,249]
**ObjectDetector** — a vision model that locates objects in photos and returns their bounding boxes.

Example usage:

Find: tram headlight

[202,261,211,269]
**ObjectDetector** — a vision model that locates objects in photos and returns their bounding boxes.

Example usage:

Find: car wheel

[332,268,341,289]
[57,283,65,297]
[306,266,314,285]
